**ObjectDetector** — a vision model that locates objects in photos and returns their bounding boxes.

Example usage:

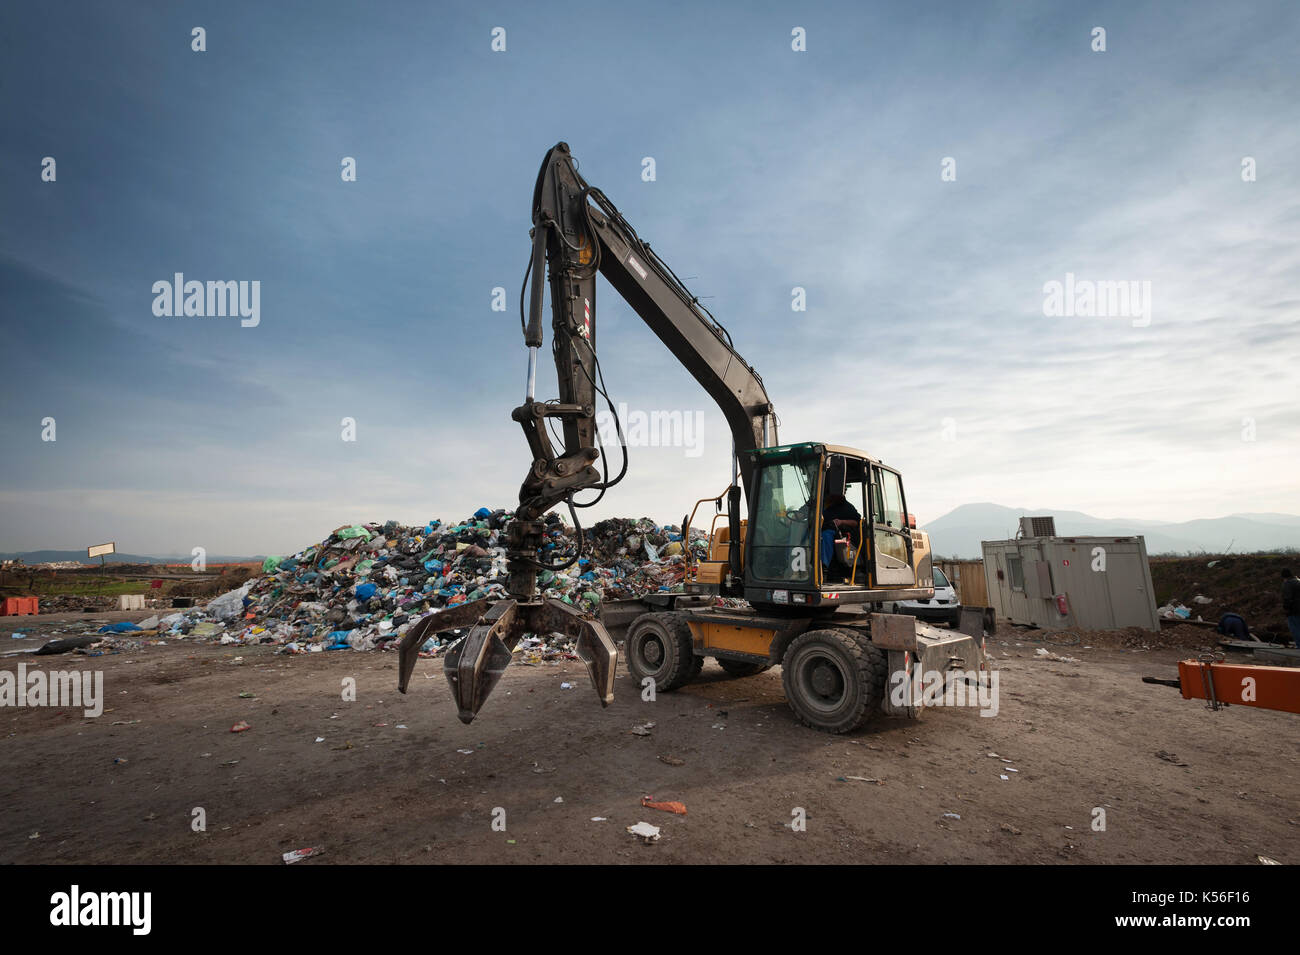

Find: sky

[1,0,1297,557]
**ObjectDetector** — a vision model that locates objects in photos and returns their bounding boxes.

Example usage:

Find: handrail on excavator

[683,485,733,581]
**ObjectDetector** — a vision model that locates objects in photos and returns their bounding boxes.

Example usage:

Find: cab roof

[749,442,882,467]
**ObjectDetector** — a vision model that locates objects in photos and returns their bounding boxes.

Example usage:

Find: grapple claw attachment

[539,599,617,707]
[443,600,522,724]
[396,598,491,694]
[576,628,618,706]
[398,594,618,723]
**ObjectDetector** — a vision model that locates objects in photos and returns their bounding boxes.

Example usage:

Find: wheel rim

[795,649,847,713]
[642,635,664,667]
[631,625,670,679]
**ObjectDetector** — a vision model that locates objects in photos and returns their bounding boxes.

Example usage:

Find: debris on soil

[1150,554,1294,640]
[282,846,324,864]
[33,636,103,655]
[658,754,685,766]
[1014,624,1217,652]
[626,821,661,842]
[230,721,251,733]
[641,795,688,815]
[1155,750,1188,767]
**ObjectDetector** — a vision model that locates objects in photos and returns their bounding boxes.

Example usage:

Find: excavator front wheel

[625,612,698,692]
[781,628,885,733]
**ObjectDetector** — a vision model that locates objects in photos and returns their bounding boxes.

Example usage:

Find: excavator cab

[688,443,933,611]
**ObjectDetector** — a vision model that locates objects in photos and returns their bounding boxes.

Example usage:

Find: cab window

[876,468,905,528]
[750,459,817,584]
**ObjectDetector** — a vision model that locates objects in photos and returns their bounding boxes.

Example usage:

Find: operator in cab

[820,456,862,580]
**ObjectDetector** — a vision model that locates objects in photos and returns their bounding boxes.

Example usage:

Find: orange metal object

[1,597,39,615]
[1177,658,1300,714]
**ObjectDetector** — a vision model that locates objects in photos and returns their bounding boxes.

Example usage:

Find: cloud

[2,0,1298,553]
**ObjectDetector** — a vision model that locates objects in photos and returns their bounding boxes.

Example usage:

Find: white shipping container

[982,534,1158,631]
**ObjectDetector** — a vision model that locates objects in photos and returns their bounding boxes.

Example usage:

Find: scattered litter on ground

[641,795,687,815]
[34,636,103,655]
[282,847,324,864]
[626,821,661,842]
[230,721,251,733]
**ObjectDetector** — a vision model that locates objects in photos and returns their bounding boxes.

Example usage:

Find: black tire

[781,628,886,733]
[716,659,771,678]
[625,612,698,692]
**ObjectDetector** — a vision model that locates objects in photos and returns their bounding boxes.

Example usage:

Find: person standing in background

[1282,568,1300,647]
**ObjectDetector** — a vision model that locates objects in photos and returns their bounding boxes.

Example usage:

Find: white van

[883,566,961,628]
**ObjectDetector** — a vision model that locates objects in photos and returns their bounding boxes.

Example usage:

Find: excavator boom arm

[515,142,776,534]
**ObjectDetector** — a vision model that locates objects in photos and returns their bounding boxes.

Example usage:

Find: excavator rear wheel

[625,612,698,692]
[781,628,886,733]
[716,659,772,678]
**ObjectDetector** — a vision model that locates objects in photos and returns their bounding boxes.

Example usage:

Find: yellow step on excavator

[398,142,992,733]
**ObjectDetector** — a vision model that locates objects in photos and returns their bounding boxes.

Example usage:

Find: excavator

[397,142,990,733]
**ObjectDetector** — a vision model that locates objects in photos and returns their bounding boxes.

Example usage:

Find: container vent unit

[1019,516,1057,538]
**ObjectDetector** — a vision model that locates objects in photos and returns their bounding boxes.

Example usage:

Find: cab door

[870,465,915,586]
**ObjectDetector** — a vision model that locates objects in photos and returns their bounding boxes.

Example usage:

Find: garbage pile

[173,509,709,655]
[1156,598,1212,622]
[34,594,122,614]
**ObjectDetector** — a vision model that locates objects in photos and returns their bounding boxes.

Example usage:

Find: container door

[1104,551,1154,627]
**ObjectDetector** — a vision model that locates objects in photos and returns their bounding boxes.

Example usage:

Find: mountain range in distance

[922,504,1300,560]
[0,550,261,566]
[6,505,1300,565]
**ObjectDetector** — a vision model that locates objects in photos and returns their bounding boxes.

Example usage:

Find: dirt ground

[2,620,1297,865]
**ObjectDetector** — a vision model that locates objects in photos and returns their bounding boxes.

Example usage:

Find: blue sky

[1,0,1297,555]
